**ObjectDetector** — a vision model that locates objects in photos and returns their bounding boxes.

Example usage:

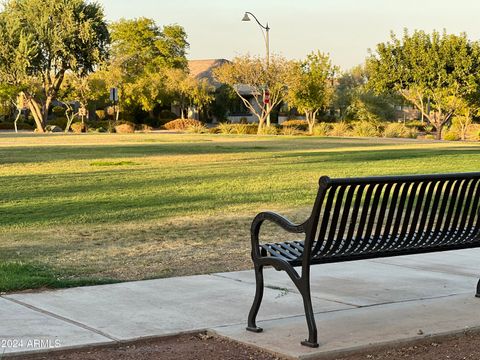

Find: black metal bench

[246,172,480,347]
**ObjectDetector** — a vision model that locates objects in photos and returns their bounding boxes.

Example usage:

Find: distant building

[185,59,258,123]
[394,104,421,122]
[188,59,229,90]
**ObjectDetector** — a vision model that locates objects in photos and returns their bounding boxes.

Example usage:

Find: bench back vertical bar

[299,176,331,347]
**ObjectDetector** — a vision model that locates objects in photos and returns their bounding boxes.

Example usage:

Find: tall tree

[110,19,188,72]
[334,66,366,118]
[286,51,337,134]
[334,66,398,122]
[450,98,478,140]
[0,0,109,132]
[108,18,189,119]
[58,73,100,131]
[0,83,23,131]
[214,55,292,133]
[367,29,480,139]
[166,68,214,119]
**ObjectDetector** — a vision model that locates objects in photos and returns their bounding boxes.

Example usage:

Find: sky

[97,0,480,70]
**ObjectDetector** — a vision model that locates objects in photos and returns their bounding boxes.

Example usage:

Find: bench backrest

[305,173,480,261]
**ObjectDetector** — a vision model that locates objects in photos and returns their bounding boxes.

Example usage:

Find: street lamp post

[242,11,271,127]
[242,12,270,66]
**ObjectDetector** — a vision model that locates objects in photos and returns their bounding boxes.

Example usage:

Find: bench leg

[300,284,319,348]
[247,265,264,333]
[476,279,480,298]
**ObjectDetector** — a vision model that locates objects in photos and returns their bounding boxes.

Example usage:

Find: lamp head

[242,13,251,22]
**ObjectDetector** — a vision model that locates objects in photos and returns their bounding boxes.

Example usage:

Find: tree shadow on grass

[0,138,397,164]
[275,146,480,165]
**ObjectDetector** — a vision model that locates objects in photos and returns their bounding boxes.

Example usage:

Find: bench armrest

[250,211,306,258]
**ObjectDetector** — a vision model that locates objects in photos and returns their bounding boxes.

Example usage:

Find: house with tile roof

[185,59,258,123]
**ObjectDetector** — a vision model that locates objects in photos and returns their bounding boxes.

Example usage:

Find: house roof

[188,59,229,89]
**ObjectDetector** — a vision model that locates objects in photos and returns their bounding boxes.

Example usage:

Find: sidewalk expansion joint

[212,292,474,331]
[209,272,473,309]
[1,296,119,342]
[210,273,359,307]
[210,273,245,283]
[331,291,472,310]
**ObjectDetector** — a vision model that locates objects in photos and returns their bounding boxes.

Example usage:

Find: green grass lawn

[0,132,479,292]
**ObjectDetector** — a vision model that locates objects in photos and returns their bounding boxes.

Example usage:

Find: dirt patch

[7,330,480,360]
[334,330,480,360]
[8,333,284,360]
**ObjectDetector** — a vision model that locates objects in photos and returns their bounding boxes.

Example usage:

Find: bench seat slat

[258,227,480,266]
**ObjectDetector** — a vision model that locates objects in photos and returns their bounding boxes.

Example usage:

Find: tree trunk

[64,105,76,133]
[266,104,271,127]
[13,110,21,133]
[461,125,467,141]
[435,123,443,140]
[306,112,314,135]
[26,95,45,133]
[43,96,53,128]
[306,111,318,135]
[257,116,266,134]
[308,122,314,135]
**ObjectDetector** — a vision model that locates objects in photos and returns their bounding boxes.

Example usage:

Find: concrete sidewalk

[2,249,480,359]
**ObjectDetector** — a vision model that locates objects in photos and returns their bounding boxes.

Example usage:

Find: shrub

[217,123,257,135]
[236,124,257,135]
[94,120,115,133]
[52,106,65,116]
[95,110,106,121]
[312,123,331,136]
[449,116,476,141]
[424,134,436,140]
[443,131,460,141]
[351,121,380,137]
[258,125,278,135]
[185,123,208,133]
[404,120,423,128]
[404,119,428,132]
[384,122,412,138]
[424,124,434,133]
[329,122,351,137]
[115,122,135,134]
[407,128,418,139]
[0,122,34,130]
[47,117,67,130]
[281,119,308,131]
[209,127,220,134]
[0,122,13,130]
[281,126,304,136]
[89,127,107,133]
[71,122,87,133]
[138,124,153,133]
[217,123,235,134]
[466,124,480,141]
[164,118,202,130]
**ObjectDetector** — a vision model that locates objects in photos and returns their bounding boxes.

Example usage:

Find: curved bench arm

[250,211,306,258]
